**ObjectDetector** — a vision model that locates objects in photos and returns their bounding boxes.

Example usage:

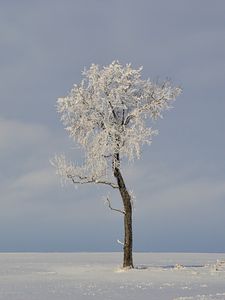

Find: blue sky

[0,0,225,252]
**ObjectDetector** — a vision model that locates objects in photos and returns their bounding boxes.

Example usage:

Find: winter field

[0,253,225,300]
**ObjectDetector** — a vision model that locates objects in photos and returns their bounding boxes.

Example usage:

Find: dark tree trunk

[114,166,134,268]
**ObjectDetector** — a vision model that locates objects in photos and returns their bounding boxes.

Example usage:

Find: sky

[0,0,225,253]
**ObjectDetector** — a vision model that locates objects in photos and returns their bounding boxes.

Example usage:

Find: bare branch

[122,108,125,125]
[106,197,125,214]
[68,174,119,189]
[108,100,117,120]
[124,114,135,125]
[94,180,119,189]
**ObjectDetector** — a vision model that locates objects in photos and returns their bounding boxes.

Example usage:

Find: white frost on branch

[51,154,118,188]
[52,61,182,185]
[117,239,124,246]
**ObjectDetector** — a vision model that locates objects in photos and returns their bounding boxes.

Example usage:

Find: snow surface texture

[0,253,225,300]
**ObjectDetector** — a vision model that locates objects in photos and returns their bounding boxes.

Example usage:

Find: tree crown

[53,61,181,185]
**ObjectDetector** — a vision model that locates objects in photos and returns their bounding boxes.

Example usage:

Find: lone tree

[52,61,181,268]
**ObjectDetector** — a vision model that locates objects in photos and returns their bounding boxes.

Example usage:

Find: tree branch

[67,174,119,189]
[108,100,117,120]
[124,114,135,125]
[117,239,124,246]
[106,197,125,214]
[122,108,125,125]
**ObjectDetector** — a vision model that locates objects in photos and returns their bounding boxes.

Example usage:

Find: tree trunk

[114,166,134,268]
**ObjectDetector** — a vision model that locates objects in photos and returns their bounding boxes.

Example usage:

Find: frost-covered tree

[52,61,181,268]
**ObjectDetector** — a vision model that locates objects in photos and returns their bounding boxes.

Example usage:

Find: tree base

[123,265,134,270]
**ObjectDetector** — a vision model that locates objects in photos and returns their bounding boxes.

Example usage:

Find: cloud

[0,118,50,153]
[0,118,71,203]
[12,168,57,191]
[145,178,225,213]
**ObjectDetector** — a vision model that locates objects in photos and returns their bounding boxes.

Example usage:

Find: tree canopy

[52,61,181,188]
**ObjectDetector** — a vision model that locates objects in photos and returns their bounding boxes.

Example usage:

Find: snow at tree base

[51,61,181,268]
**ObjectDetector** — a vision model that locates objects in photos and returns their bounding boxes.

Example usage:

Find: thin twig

[68,175,119,189]
[106,197,125,215]
[117,239,124,246]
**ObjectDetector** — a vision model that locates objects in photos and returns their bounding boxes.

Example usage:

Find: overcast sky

[1,0,225,253]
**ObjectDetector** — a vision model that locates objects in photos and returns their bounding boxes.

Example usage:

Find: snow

[0,253,225,299]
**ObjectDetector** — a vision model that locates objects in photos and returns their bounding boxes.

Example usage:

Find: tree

[52,61,181,268]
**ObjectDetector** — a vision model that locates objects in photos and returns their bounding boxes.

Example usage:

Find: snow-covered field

[0,253,225,300]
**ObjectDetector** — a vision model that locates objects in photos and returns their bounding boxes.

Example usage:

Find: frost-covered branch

[117,239,124,246]
[51,155,118,189]
[69,175,119,189]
